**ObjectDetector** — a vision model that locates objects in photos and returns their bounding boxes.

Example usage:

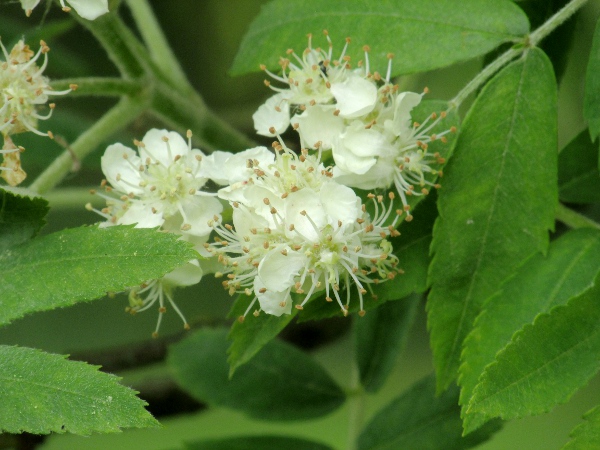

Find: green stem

[124,0,190,88]
[29,96,147,194]
[51,77,143,97]
[346,362,366,450]
[43,187,100,209]
[450,0,589,109]
[555,203,600,230]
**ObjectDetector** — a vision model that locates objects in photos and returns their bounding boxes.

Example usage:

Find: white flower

[254,31,376,137]
[199,146,275,185]
[0,39,74,138]
[208,142,401,319]
[20,0,109,20]
[0,135,26,186]
[89,128,223,236]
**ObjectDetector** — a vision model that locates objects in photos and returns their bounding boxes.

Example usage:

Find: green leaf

[564,405,600,450]
[226,293,298,376]
[467,279,600,421]
[460,228,600,434]
[0,345,157,435]
[169,328,346,421]
[584,16,600,141]
[184,436,333,450]
[357,374,501,450]
[0,187,49,252]
[558,129,600,203]
[427,48,557,392]
[231,0,529,77]
[0,225,198,327]
[355,294,420,393]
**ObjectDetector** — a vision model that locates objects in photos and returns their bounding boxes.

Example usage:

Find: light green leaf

[0,345,157,435]
[0,225,198,326]
[427,48,557,392]
[460,228,600,434]
[169,328,346,421]
[226,293,298,376]
[357,374,501,450]
[558,129,600,203]
[0,187,48,252]
[564,405,600,450]
[355,294,420,393]
[467,280,600,421]
[584,17,600,141]
[231,0,529,77]
[184,435,333,450]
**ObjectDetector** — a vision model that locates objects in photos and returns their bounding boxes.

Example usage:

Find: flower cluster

[254,32,456,217]
[88,128,222,336]
[207,140,400,319]
[0,39,75,185]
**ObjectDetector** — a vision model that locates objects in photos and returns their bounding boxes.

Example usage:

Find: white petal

[20,0,41,12]
[330,75,377,118]
[65,0,109,20]
[331,136,376,176]
[140,129,188,168]
[385,91,422,137]
[284,189,326,242]
[252,93,291,137]
[101,143,144,195]
[119,202,164,228]
[180,197,223,236]
[342,121,392,158]
[293,105,344,150]
[254,277,292,316]
[258,247,305,292]
[333,157,396,190]
[232,206,268,240]
[162,260,203,287]
[201,147,274,185]
[320,182,361,227]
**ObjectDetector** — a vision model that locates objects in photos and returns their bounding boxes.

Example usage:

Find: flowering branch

[51,77,143,97]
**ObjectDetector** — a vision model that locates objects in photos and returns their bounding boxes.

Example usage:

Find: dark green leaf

[467,279,600,421]
[0,345,157,435]
[169,328,346,421]
[231,0,529,77]
[584,17,600,141]
[0,225,198,326]
[0,187,48,252]
[355,294,420,393]
[227,293,298,376]
[427,48,557,392]
[184,436,333,450]
[559,129,600,203]
[564,405,600,450]
[357,374,501,450]
[460,228,600,434]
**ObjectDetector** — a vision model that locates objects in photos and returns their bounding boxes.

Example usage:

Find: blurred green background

[0,0,599,449]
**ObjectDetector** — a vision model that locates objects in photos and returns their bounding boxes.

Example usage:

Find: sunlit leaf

[169,328,346,421]
[357,374,501,450]
[584,17,600,141]
[231,0,529,77]
[427,48,557,392]
[0,187,48,253]
[460,228,600,433]
[0,346,157,435]
[467,280,600,421]
[0,225,197,326]
[564,405,600,449]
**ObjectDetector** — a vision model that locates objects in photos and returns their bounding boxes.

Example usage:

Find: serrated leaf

[355,294,420,393]
[584,17,600,141]
[558,129,600,203]
[467,279,600,421]
[184,435,333,450]
[226,294,298,376]
[169,328,346,421]
[427,48,557,392]
[0,225,197,326]
[460,228,600,434]
[564,405,600,450]
[0,186,49,252]
[357,374,501,450]
[0,345,157,435]
[231,0,529,77]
